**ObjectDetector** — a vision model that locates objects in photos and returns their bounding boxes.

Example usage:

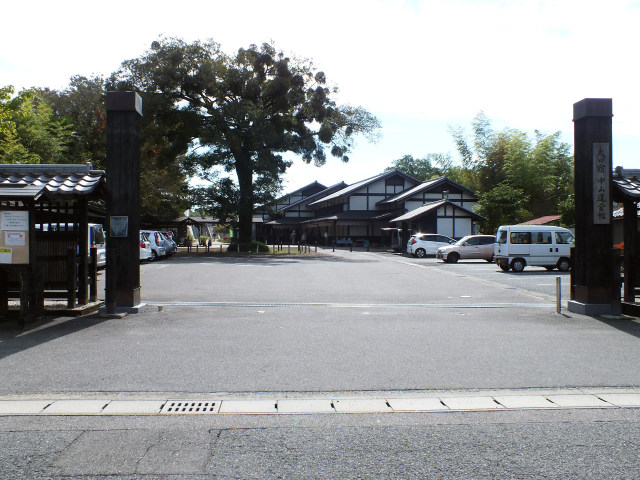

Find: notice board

[0,210,29,264]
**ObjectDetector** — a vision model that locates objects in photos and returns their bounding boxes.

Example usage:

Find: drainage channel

[144,301,553,309]
[2,391,640,415]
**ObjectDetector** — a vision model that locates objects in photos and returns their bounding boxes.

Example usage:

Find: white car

[406,233,455,258]
[140,232,153,262]
[140,230,167,260]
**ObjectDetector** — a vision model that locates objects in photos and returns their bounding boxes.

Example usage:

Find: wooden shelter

[612,167,640,315]
[0,163,106,324]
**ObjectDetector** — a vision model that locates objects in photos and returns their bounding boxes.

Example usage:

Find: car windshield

[454,236,472,246]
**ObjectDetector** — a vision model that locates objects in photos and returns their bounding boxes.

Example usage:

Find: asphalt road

[1,248,639,479]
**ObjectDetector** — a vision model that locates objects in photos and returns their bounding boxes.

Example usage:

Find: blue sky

[2,0,639,191]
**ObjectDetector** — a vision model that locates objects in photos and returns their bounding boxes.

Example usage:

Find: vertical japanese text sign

[593,143,610,224]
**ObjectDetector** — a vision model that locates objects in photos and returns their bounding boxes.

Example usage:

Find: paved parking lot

[3,248,640,479]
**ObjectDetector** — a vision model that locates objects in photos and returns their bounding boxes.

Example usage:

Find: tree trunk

[235,154,254,245]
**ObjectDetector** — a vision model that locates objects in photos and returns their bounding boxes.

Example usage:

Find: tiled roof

[378,176,477,205]
[278,182,348,212]
[0,163,105,200]
[613,167,640,199]
[519,215,561,225]
[390,200,485,223]
[307,170,419,206]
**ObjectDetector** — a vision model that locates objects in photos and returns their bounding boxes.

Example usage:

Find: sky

[2,0,640,193]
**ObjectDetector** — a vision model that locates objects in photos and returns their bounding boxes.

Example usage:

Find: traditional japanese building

[256,170,484,247]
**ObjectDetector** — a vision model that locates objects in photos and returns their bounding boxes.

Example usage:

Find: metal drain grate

[161,401,219,414]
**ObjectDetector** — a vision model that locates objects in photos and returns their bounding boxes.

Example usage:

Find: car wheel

[415,248,426,258]
[499,264,510,272]
[448,252,460,263]
[152,250,158,261]
[557,258,571,272]
[511,258,525,272]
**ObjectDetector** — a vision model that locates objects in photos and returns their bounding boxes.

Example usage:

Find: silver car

[436,235,496,263]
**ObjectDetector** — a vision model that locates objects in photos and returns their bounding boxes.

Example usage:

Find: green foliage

[558,193,575,227]
[0,86,73,164]
[35,76,190,218]
[475,183,531,234]
[111,37,380,243]
[449,112,574,227]
[227,240,270,253]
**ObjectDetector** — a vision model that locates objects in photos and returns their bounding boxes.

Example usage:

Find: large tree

[111,38,380,243]
[0,86,73,164]
[36,76,191,218]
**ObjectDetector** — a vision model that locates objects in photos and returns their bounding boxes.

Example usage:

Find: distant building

[255,171,484,248]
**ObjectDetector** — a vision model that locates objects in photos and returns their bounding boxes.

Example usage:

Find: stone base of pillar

[568,300,620,316]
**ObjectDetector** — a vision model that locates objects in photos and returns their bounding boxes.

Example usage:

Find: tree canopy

[390,112,574,232]
[0,86,73,164]
[110,37,381,243]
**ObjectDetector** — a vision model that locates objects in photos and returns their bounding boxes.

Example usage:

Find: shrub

[227,240,270,253]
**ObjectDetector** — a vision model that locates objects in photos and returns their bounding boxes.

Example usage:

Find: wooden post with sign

[568,98,620,315]
[104,92,145,314]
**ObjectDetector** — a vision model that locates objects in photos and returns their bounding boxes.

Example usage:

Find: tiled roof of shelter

[613,167,640,199]
[0,163,105,200]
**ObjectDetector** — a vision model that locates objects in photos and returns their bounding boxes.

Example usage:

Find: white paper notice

[5,231,26,246]
[0,247,12,264]
[1,211,29,230]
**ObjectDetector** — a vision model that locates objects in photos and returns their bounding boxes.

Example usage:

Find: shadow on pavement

[0,314,109,361]
[594,315,640,340]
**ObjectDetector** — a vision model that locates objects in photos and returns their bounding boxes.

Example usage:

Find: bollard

[220,244,223,253]
[333,241,335,252]
[556,276,562,314]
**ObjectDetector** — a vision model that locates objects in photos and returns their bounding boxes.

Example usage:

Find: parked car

[140,232,153,262]
[161,231,178,254]
[436,235,497,263]
[407,233,455,258]
[88,223,107,268]
[140,230,167,260]
[494,225,574,272]
[335,237,353,246]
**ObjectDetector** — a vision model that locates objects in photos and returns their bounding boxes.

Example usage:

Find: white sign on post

[593,143,610,225]
[1,211,29,230]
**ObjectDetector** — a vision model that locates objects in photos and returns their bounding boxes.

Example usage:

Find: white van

[494,225,574,272]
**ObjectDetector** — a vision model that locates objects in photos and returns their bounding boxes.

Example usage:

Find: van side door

[530,230,554,265]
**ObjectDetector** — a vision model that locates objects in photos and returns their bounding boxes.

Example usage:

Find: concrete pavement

[2,248,640,478]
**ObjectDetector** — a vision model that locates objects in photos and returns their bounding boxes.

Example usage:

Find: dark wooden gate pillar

[568,98,620,315]
[623,197,638,302]
[104,92,145,314]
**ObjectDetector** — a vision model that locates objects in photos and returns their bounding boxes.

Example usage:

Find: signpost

[568,98,620,315]
[104,92,145,314]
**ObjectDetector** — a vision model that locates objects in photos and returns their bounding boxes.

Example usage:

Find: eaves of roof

[390,200,485,223]
[0,163,105,200]
[307,170,420,206]
[613,167,640,200]
[378,176,477,205]
[278,182,348,212]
